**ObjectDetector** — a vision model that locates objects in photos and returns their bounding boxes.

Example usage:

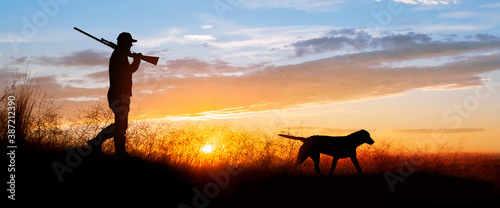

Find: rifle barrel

[74,27,102,43]
[74,26,159,65]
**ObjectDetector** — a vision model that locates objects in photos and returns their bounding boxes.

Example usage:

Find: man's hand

[131,53,143,61]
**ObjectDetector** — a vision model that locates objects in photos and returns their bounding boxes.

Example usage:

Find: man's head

[117,32,137,51]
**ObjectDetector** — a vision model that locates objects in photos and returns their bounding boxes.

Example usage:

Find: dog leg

[310,153,323,176]
[350,156,364,175]
[329,157,339,175]
[293,146,308,169]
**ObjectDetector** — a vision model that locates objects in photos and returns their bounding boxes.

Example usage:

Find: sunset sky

[1,0,499,152]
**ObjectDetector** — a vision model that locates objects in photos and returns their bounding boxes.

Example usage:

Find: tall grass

[54,112,498,184]
[1,71,61,147]
[2,71,498,188]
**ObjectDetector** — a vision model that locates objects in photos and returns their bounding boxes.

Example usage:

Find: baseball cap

[117,32,137,43]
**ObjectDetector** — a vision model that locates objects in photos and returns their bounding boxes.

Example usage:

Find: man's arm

[130,53,142,73]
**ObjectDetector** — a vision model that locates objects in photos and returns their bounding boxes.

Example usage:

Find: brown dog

[279,129,374,175]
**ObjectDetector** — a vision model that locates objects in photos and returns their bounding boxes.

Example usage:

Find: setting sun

[201,144,214,153]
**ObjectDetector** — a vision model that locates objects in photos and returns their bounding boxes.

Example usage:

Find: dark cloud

[86,70,108,81]
[291,29,500,58]
[9,56,28,65]
[28,75,106,100]
[292,29,373,57]
[36,49,109,67]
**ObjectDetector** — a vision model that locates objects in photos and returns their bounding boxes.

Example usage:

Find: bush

[1,71,59,146]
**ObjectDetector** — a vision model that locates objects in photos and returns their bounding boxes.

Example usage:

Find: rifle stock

[74,27,160,66]
[135,54,159,65]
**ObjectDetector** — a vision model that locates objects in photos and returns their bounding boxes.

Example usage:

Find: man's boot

[88,124,115,154]
[114,135,133,161]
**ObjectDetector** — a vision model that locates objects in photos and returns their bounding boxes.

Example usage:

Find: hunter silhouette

[87,32,143,160]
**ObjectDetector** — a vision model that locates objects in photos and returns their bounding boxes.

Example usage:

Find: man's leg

[88,124,115,153]
[110,95,130,158]
[114,122,128,156]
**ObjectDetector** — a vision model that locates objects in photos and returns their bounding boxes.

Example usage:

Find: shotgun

[74,27,159,65]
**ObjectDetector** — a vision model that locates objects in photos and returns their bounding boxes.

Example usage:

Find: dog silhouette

[279,129,374,175]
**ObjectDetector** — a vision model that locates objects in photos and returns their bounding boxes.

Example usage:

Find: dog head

[353,129,374,145]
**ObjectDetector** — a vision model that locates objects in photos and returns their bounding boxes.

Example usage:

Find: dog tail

[278,134,306,142]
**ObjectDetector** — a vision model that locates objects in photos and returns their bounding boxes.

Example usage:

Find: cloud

[240,0,345,12]
[291,29,500,58]
[383,0,460,5]
[479,3,500,8]
[202,25,213,29]
[207,37,289,49]
[9,56,28,65]
[63,96,100,102]
[291,28,374,57]
[34,49,109,67]
[137,29,217,48]
[146,48,170,56]
[30,75,108,100]
[135,29,187,48]
[183,35,216,41]
[141,58,260,80]
[419,24,486,32]
[0,33,30,43]
[439,11,476,19]
[205,25,329,50]
[393,128,484,134]
[85,70,109,82]
[1,73,104,104]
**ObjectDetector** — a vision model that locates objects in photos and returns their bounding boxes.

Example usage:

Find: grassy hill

[8,143,499,207]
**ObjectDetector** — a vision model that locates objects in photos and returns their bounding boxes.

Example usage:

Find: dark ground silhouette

[10,144,499,207]
[12,145,192,205]
[226,173,498,208]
